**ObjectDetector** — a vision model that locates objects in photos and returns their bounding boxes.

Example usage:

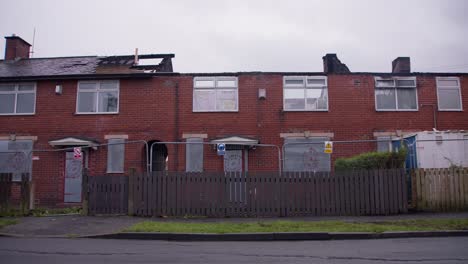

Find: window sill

[282,109,329,112]
[438,109,463,112]
[375,109,419,112]
[0,113,35,116]
[192,110,239,113]
[75,112,119,115]
[106,171,124,174]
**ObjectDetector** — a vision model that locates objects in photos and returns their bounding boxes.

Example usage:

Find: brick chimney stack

[323,53,350,73]
[4,35,31,60]
[392,57,411,73]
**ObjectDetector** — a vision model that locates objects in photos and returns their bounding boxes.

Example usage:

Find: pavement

[2,236,468,263]
[1,212,468,240]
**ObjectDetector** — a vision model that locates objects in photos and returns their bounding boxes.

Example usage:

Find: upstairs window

[193,77,238,112]
[375,77,417,111]
[283,76,328,111]
[0,83,36,115]
[436,77,462,111]
[77,80,119,114]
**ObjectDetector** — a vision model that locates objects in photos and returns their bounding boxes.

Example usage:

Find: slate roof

[0,56,99,77]
[0,54,175,79]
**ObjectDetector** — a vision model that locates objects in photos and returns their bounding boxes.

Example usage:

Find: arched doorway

[148,140,168,171]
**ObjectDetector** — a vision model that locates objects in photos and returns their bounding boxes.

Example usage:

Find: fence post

[128,168,136,216]
[410,169,417,210]
[81,168,89,216]
[20,173,30,216]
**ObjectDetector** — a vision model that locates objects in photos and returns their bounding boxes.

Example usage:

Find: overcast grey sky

[1,0,467,73]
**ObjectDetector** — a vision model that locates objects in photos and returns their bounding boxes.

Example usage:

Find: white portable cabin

[413,130,468,168]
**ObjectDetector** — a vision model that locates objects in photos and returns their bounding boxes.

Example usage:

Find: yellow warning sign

[324,141,333,154]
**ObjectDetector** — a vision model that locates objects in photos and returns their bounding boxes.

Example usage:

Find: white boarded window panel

[107,138,125,173]
[195,79,215,88]
[306,78,326,86]
[186,138,203,172]
[284,78,305,87]
[377,136,391,152]
[216,90,237,111]
[217,79,236,87]
[0,140,33,181]
[284,137,331,172]
[193,90,216,111]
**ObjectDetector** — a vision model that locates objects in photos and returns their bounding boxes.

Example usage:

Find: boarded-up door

[64,152,82,203]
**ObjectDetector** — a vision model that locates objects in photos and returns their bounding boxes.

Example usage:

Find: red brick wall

[1,74,467,206]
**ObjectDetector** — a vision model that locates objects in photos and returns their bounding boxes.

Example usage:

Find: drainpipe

[174,82,180,171]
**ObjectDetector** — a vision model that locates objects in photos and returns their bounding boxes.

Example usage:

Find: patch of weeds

[0,209,28,217]
[30,207,82,217]
[0,219,18,229]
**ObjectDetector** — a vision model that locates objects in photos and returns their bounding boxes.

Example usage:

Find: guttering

[0,72,180,82]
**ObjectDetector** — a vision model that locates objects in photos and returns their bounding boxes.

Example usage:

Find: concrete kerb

[83,230,468,241]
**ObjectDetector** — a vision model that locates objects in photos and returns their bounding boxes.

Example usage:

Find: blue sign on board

[217,143,226,156]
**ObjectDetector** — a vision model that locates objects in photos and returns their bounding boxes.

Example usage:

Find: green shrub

[335,148,407,170]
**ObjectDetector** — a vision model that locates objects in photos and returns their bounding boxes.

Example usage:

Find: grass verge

[125,219,468,234]
[0,219,17,229]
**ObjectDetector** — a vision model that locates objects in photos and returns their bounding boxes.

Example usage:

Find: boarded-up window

[284,137,330,172]
[107,138,125,173]
[186,138,203,172]
[0,140,33,181]
[377,136,392,152]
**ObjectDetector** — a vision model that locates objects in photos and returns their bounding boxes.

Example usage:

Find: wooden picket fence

[87,175,129,215]
[412,168,468,211]
[101,169,406,217]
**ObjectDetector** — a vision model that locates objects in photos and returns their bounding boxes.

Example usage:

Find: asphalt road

[1,237,467,264]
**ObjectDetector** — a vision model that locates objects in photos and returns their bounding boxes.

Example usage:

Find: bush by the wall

[334,148,407,170]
